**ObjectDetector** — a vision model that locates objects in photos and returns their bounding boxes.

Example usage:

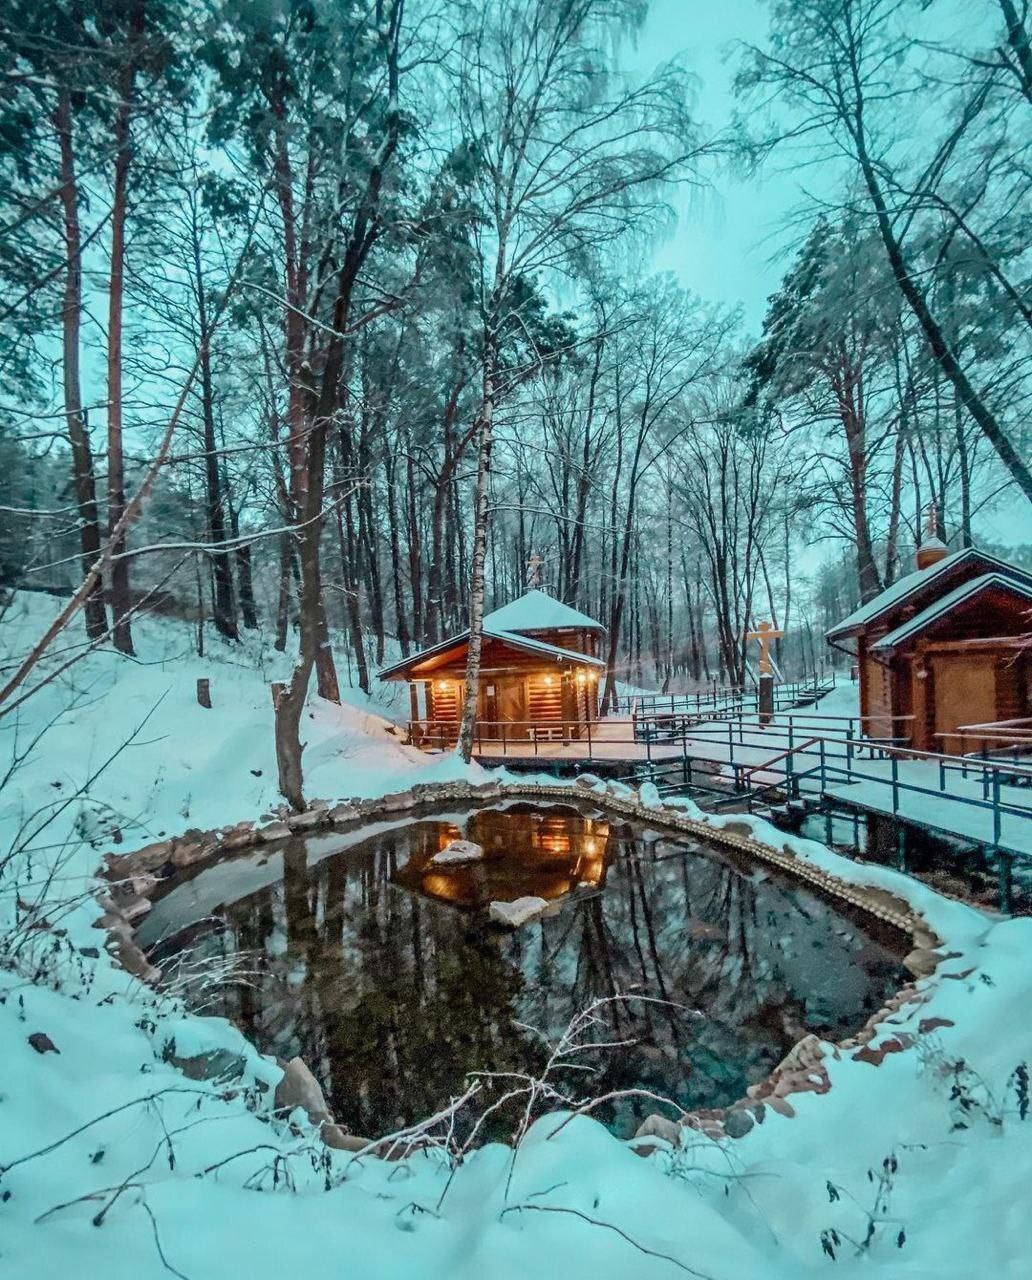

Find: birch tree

[451,0,703,761]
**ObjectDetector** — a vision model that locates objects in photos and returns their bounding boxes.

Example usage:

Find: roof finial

[924,499,938,541]
[917,500,948,570]
[526,550,544,589]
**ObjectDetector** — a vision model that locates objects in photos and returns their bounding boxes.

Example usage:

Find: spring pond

[140,800,909,1138]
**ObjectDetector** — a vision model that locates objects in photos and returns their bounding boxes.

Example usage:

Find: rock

[119,895,152,923]
[275,1056,333,1126]
[431,840,484,866]
[96,910,134,941]
[107,839,173,878]
[164,1045,247,1083]
[469,781,503,798]
[723,1109,754,1139]
[221,823,258,851]
[111,872,159,902]
[170,840,211,869]
[28,1032,59,1055]
[328,803,359,825]
[903,947,941,978]
[380,789,416,812]
[287,808,329,831]
[917,1016,955,1035]
[852,1034,912,1067]
[488,896,549,928]
[114,938,162,984]
[633,1113,682,1153]
[257,821,291,843]
[720,820,755,839]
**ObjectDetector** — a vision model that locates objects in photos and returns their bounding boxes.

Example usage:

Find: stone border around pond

[94,775,949,1155]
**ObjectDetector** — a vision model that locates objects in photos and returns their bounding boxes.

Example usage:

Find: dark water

[144,802,908,1139]
[799,808,1032,915]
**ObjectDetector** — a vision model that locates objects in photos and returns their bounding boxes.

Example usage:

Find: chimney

[916,501,948,570]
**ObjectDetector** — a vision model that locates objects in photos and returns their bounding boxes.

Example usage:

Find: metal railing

[609,671,836,720]
[408,708,1032,860]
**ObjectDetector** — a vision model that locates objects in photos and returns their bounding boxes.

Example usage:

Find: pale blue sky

[632,0,799,332]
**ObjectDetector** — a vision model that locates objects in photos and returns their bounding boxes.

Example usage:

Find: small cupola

[916,502,948,570]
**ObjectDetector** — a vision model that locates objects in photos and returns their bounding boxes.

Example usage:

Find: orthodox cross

[746,619,784,676]
[923,499,939,540]
[526,551,544,588]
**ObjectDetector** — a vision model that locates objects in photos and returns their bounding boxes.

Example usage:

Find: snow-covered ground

[3,596,1032,1279]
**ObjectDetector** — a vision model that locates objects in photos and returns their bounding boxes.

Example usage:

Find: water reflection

[150,802,907,1139]
[394,809,609,908]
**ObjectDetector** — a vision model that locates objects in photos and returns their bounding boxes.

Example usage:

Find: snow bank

[2,596,1032,1279]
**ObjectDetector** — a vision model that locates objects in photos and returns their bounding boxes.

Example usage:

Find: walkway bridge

[454,695,1032,914]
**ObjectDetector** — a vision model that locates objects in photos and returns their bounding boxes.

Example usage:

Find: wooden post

[758,672,774,725]
[196,677,211,709]
[997,850,1013,915]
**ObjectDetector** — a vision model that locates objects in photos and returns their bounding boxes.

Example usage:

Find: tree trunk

[273,414,331,809]
[106,0,144,656]
[457,345,497,764]
[852,121,1032,504]
[383,447,411,657]
[191,204,238,641]
[274,534,292,652]
[53,89,107,642]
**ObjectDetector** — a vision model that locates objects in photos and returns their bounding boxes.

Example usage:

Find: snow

[488,895,550,927]
[3,594,1032,1279]
[432,838,485,866]
[824,547,1031,639]
[871,571,1032,651]
[483,589,605,635]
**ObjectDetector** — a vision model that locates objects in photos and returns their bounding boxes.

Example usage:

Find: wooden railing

[939,718,1032,759]
[409,717,617,756]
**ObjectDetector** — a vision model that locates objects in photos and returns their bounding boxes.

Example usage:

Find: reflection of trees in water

[173,811,904,1138]
[218,832,547,1136]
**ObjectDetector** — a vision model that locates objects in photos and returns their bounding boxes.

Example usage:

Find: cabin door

[931,655,996,752]
[483,682,498,738]
[428,683,459,744]
[527,674,563,732]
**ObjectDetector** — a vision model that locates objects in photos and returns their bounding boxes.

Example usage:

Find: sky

[630,0,797,333]
[626,0,1031,552]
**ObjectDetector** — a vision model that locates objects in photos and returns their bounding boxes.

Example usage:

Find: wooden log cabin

[379,590,606,746]
[826,539,1032,753]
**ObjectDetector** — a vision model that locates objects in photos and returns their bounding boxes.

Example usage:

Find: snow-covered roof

[870,573,1032,652]
[482,589,605,635]
[826,548,1029,640]
[378,621,604,679]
